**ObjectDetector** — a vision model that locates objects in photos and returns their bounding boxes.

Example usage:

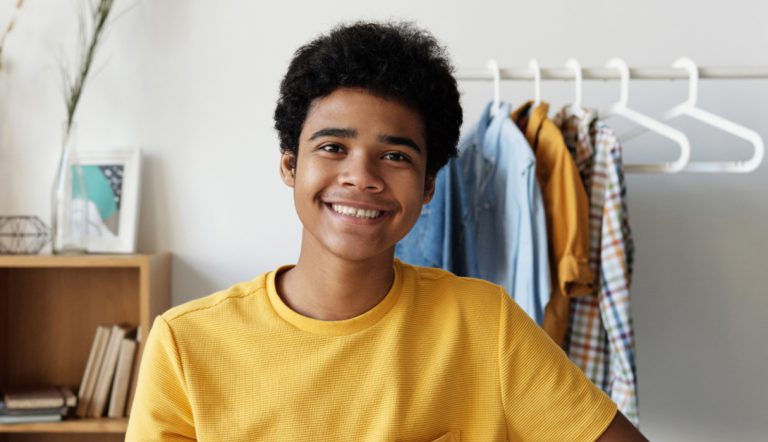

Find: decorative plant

[52,0,129,255]
[61,0,116,135]
[0,0,25,71]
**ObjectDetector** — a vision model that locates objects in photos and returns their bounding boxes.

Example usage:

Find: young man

[126,22,647,441]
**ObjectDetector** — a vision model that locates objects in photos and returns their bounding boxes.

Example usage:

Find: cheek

[293,156,333,201]
[395,174,430,215]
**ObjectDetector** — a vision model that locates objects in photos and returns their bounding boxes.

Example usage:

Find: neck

[276,233,396,321]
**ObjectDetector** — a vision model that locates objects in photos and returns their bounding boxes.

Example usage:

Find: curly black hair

[273,21,462,177]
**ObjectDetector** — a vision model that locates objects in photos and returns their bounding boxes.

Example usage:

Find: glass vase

[51,123,90,254]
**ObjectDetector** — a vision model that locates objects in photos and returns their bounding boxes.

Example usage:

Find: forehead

[301,88,425,142]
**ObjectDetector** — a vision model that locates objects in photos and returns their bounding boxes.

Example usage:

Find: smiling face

[280,87,435,263]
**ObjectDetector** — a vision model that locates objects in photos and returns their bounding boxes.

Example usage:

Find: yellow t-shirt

[126,259,616,441]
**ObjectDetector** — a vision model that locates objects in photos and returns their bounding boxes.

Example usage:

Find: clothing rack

[454,65,768,81]
[455,62,766,173]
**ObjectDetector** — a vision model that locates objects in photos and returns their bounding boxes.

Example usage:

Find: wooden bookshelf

[0,418,126,433]
[0,253,171,441]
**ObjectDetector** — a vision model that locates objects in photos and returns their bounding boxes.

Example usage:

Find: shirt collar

[556,104,598,171]
[510,100,551,149]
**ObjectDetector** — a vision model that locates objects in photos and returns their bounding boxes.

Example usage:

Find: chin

[325,241,394,264]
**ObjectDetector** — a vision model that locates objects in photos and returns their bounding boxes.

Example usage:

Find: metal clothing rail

[454,66,768,81]
[455,61,766,173]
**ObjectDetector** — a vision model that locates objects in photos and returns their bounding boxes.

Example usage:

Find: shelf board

[0,254,162,268]
[0,417,127,433]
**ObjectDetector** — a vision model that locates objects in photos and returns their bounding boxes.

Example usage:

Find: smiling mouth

[327,203,386,220]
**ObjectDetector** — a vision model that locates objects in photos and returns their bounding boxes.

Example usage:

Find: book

[0,398,68,418]
[125,325,142,417]
[0,414,62,424]
[88,324,135,418]
[76,325,111,418]
[0,406,68,416]
[3,386,76,410]
[107,337,137,417]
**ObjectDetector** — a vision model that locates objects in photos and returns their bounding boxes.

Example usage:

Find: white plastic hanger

[662,58,764,172]
[565,58,585,118]
[487,59,501,117]
[529,59,541,108]
[601,58,691,173]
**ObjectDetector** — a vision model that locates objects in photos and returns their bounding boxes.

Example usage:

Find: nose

[339,153,384,192]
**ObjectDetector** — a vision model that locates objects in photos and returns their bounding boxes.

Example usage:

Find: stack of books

[0,323,142,425]
[0,386,77,424]
[75,323,142,419]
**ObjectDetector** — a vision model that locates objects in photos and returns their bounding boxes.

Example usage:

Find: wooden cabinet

[0,253,171,441]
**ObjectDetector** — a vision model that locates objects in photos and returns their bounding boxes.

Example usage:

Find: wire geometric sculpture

[0,216,50,254]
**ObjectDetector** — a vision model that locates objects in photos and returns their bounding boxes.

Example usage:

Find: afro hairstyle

[273,20,463,177]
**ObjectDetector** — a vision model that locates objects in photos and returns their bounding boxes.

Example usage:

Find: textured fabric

[458,101,550,324]
[554,106,639,425]
[396,157,479,277]
[511,101,594,346]
[126,259,617,441]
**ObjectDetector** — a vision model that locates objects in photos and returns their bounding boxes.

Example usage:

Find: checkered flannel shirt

[554,107,639,426]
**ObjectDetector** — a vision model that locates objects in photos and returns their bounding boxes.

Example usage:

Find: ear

[279,151,297,188]
[422,173,436,205]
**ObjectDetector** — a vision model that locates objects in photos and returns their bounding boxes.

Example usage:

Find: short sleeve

[498,289,617,441]
[126,316,196,441]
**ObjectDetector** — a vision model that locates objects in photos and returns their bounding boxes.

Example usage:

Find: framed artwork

[72,148,141,253]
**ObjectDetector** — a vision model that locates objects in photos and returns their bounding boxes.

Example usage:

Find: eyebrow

[308,127,423,155]
[378,135,422,155]
[308,128,357,141]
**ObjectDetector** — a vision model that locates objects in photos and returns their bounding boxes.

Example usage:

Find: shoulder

[405,261,498,291]
[161,272,269,324]
[399,260,505,313]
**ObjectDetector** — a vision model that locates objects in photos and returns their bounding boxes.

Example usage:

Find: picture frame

[75,148,142,253]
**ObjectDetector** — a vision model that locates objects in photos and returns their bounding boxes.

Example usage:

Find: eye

[320,143,344,153]
[383,152,411,162]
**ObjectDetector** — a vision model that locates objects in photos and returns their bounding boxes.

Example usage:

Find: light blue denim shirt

[396,156,479,278]
[397,101,550,324]
[458,102,551,324]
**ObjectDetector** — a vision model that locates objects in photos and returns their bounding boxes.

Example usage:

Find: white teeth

[331,204,382,219]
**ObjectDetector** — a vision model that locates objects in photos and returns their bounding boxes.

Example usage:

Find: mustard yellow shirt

[126,259,616,441]
[512,101,594,346]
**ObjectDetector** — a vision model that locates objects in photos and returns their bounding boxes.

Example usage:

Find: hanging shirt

[511,101,594,346]
[396,157,479,277]
[555,106,639,426]
[458,101,550,324]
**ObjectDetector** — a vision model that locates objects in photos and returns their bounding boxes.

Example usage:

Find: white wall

[2,1,767,440]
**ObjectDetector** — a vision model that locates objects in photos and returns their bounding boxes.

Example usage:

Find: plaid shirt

[554,107,639,425]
